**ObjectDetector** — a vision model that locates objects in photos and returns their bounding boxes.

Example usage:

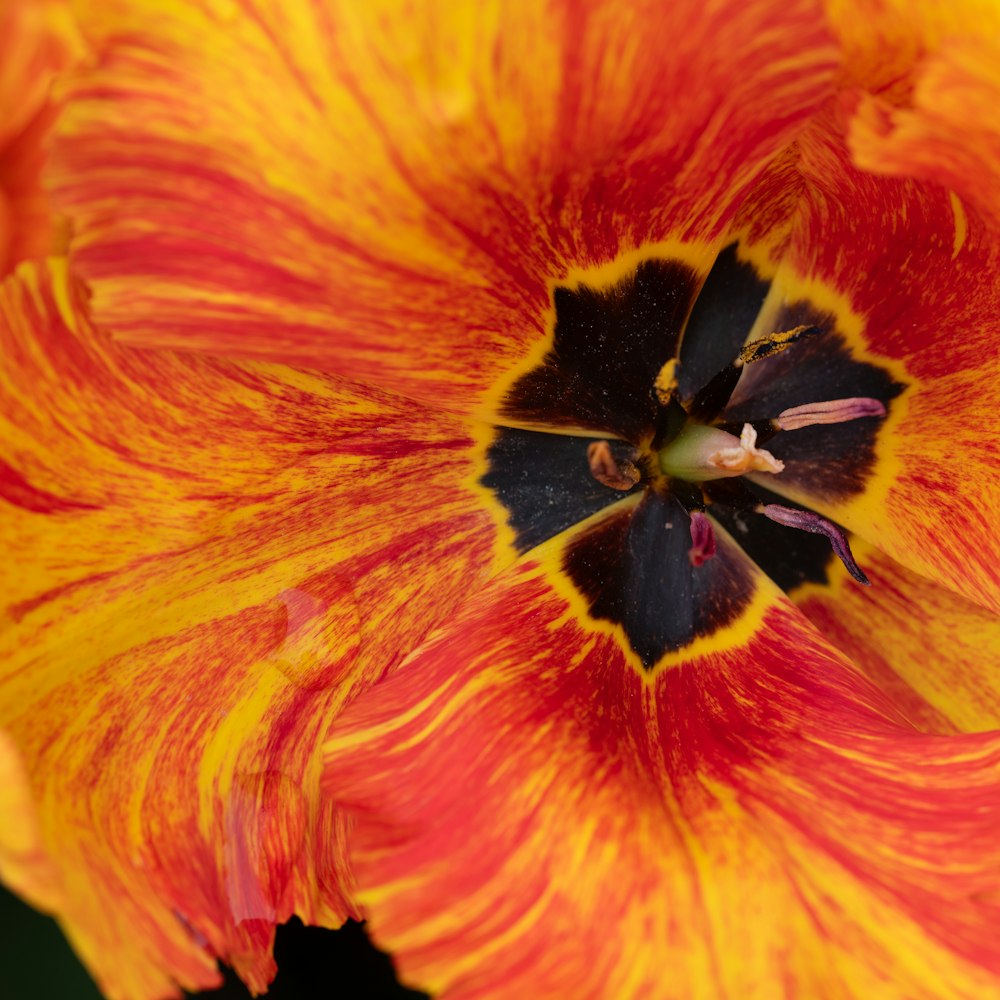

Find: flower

[1,1,999,998]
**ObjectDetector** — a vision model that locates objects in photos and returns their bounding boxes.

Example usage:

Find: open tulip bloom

[2,0,1000,997]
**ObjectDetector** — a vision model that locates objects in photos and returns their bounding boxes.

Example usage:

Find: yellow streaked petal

[51,0,837,414]
[794,538,1000,734]
[0,259,497,997]
[325,550,1000,999]
[828,0,1000,225]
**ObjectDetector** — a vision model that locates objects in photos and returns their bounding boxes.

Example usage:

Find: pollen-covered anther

[736,324,821,367]
[708,423,784,475]
[688,511,716,566]
[774,397,887,431]
[654,358,678,405]
[587,440,641,491]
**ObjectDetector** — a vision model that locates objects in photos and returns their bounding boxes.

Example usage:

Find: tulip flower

[1,1,999,998]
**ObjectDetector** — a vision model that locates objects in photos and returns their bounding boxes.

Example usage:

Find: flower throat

[481,244,903,671]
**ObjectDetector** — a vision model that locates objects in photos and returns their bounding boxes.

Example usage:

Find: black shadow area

[0,884,426,1000]
[188,919,429,1000]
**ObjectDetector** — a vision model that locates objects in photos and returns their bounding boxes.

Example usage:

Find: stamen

[587,440,640,491]
[737,325,821,366]
[758,503,870,585]
[688,511,716,567]
[774,397,887,431]
[654,358,678,405]
[708,423,784,475]
[685,325,821,421]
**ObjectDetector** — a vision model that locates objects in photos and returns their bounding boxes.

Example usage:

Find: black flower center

[480,244,904,671]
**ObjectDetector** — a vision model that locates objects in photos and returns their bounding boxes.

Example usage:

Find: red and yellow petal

[742,112,1000,613]
[324,546,1000,1000]
[0,0,83,274]
[0,730,61,913]
[49,0,837,415]
[828,0,1000,226]
[0,259,497,998]
[792,538,1000,735]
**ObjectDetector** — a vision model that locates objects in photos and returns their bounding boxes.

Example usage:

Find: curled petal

[0,730,61,912]
[829,0,1000,224]
[0,0,84,274]
[0,261,497,997]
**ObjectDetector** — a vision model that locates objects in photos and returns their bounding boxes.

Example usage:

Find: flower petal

[792,538,1000,735]
[50,0,837,414]
[0,260,497,997]
[828,0,1000,225]
[324,550,1000,999]
[736,113,1000,613]
[0,0,83,274]
[0,730,61,912]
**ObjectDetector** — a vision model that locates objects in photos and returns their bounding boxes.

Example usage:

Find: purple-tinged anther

[688,511,717,567]
[760,504,871,586]
[774,397,886,431]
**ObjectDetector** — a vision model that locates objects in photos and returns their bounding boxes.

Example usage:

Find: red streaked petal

[743,111,1000,613]
[828,0,1000,225]
[793,538,1000,735]
[846,40,1000,228]
[0,260,496,998]
[0,0,83,274]
[324,552,1000,999]
[50,0,837,414]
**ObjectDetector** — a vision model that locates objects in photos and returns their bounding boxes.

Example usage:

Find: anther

[654,358,678,405]
[758,503,870,585]
[737,325,821,367]
[685,326,821,421]
[773,397,886,431]
[688,511,716,567]
[587,440,641,491]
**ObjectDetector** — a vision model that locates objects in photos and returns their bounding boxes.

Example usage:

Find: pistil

[659,422,783,481]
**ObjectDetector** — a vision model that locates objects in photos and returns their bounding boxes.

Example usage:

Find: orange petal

[828,0,1000,225]
[50,0,837,414]
[793,538,1000,735]
[737,112,1000,614]
[0,730,61,913]
[325,548,1000,999]
[0,259,497,997]
[0,0,83,274]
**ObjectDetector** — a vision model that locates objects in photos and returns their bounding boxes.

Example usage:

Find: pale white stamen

[708,423,784,475]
